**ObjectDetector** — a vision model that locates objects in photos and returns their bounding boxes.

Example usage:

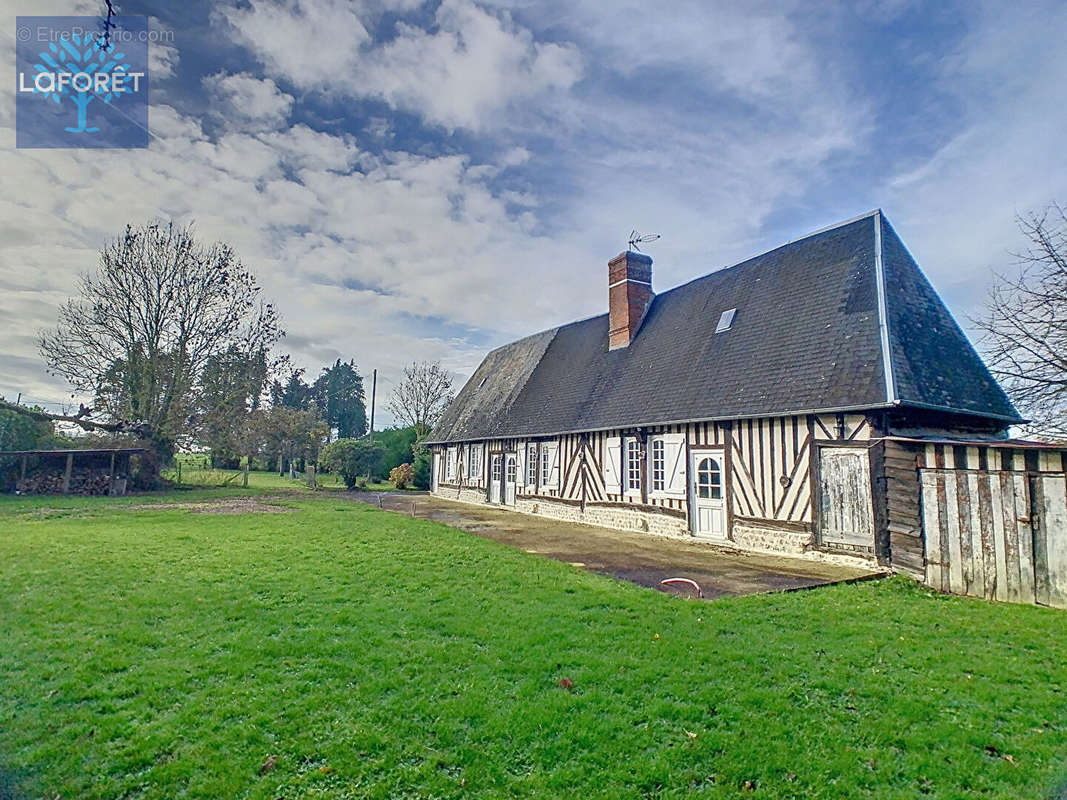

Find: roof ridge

[484,210,890,353]
[649,209,885,302]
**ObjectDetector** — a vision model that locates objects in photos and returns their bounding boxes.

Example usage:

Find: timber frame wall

[431,411,880,560]
[432,420,1067,606]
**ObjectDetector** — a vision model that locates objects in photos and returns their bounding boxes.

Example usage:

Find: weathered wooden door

[818,446,875,548]
[690,451,726,538]
[504,454,517,505]
[1033,474,1067,609]
[489,454,502,503]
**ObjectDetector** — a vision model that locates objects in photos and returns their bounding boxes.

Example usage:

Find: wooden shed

[0,448,144,496]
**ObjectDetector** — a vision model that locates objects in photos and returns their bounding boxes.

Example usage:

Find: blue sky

[2,0,1066,424]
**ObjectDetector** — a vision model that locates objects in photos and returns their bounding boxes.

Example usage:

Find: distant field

[0,492,1065,799]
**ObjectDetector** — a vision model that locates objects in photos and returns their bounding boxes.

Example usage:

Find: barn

[425,210,1054,576]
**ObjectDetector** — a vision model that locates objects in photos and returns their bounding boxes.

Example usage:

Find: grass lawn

[1,493,1065,799]
[164,456,412,493]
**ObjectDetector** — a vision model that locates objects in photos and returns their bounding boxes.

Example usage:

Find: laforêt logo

[15,16,150,149]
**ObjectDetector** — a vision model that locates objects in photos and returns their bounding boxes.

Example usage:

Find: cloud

[203,72,294,131]
[361,0,582,130]
[148,16,180,80]
[216,0,373,90]
[0,98,588,419]
[216,0,582,131]
[881,0,1067,318]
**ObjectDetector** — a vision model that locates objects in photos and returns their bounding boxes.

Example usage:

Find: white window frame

[650,438,666,493]
[540,445,551,486]
[625,438,642,493]
[446,447,457,482]
[468,444,481,480]
[527,443,538,487]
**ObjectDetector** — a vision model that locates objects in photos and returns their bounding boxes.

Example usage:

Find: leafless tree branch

[972,204,1067,440]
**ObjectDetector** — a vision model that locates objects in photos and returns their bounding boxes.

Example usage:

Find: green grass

[164,459,348,490]
[163,456,412,492]
[0,493,1065,799]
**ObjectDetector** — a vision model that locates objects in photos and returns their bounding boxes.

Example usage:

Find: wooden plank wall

[918,444,1067,608]
[883,439,923,577]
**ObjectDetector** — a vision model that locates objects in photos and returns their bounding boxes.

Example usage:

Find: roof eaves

[425,402,901,444]
[896,399,1025,425]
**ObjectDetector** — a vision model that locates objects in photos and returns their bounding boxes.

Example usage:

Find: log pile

[16,467,118,495]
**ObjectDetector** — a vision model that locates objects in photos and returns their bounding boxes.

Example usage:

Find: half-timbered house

[425,210,1024,568]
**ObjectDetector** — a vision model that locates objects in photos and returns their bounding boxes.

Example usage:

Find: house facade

[425,211,1023,568]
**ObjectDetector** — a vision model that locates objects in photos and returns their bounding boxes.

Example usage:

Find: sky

[2,0,1066,426]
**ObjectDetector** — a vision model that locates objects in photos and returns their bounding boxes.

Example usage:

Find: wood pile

[16,467,118,495]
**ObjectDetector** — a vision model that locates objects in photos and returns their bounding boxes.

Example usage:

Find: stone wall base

[514,497,690,538]
[731,524,813,556]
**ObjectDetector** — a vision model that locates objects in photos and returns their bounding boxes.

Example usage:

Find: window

[716,308,736,333]
[651,439,665,492]
[696,457,722,499]
[446,448,457,481]
[506,455,517,483]
[541,446,551,485]
[468,445,481,479]
[527,443,538,486]
[491,454,502,482]
[626,439,642,491]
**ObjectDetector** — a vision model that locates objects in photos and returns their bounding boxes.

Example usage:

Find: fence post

[61,452,73,494]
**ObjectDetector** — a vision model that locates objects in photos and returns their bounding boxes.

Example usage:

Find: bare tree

[34,221,283,467]
[974,204,1067,439]
[387,361,455,438]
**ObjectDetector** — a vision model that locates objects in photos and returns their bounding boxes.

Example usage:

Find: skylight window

[716,308,737,333]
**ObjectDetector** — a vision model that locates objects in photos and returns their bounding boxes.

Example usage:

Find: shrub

[412,444,432,490]
[319,438,384,489]
[389,463,415,489]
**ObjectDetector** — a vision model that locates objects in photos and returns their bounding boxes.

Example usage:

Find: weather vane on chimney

[627,230,661,252]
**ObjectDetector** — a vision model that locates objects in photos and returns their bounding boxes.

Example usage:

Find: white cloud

[361,0,582,130]
[0,99,589,419]
[882,0,1067,319]
[216,0,373,90]
[215,0,582,131]
[148,16,180,81]
[203,72,295,132]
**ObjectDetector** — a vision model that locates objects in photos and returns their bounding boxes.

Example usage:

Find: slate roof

[427,211,1021,444]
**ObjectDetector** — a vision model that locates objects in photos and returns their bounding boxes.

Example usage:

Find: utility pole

[15,392,21,406]
[368,369,377,441]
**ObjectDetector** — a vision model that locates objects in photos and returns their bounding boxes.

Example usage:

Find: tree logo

[15,16,150,149]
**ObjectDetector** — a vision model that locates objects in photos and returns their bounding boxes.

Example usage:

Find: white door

[818,446,874,548]
[504,454,518,505]
[691,451,726,538]
[489,454,502,503]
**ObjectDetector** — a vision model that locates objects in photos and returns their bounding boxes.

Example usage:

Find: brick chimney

[608,250,653,350]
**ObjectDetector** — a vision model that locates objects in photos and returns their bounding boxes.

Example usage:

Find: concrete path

[355,492,881,599]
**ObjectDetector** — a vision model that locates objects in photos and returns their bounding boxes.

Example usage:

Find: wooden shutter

[604,436,622,495]
[515,442,525,490]
[663,433,687,497]
[547,442,561,489]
